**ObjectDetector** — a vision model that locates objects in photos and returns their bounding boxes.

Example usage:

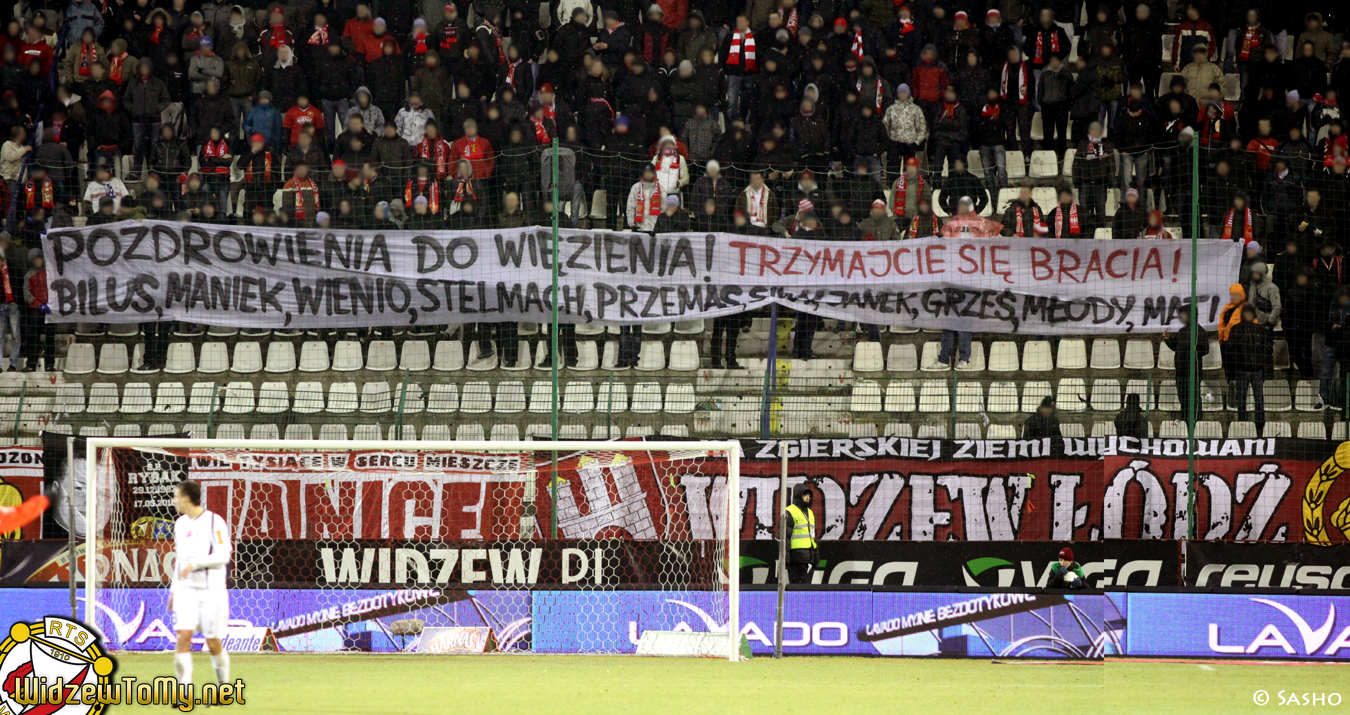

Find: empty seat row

[62,421,689,441]
[64,339,706,374]
[853,338,1220,373]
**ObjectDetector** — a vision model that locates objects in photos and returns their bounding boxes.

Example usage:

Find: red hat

[1058,547,1074,561]
[986,8,1000,18]
[871,199,885,208]
[250,133,265,143]
[954,10,968,20]
[540,83,554,93]
[800,169,814,179]
[797,198,814,212]
[833,17,847,27]
[332,159,347,168]
[905,157,919,168]
[444,2,455,11]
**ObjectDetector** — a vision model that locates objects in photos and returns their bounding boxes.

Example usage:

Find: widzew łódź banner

[43,222,1240,333]
[73,436,1350,545]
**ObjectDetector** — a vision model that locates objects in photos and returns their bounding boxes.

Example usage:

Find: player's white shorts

[172,589,229,638]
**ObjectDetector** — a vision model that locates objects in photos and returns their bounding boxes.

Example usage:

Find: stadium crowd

[0,0,1345,383]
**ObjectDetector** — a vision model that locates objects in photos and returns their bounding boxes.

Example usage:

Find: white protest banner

[43,221,1241,333]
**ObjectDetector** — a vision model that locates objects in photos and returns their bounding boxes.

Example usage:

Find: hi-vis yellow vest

[786,504,817,550]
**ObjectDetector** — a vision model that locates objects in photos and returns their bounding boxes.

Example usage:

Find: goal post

[83,438,742,660]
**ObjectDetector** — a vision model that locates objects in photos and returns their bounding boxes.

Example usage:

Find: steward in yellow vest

[782,482,818,584]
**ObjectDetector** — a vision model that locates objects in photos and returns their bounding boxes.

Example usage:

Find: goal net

[82,439,741,659]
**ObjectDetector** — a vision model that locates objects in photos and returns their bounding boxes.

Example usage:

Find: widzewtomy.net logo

[0,616,246,713]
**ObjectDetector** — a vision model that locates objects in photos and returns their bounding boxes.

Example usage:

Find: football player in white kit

[170,480,231,695]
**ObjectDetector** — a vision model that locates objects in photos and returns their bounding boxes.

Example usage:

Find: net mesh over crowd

[90,443,735,653]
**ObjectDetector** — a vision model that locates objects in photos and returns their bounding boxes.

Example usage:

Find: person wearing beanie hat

[979,9,1015,71]
[910,44,949,105]
[653,191,690,233]
[1113,185,1149,240]
[239,130,278,210]
[1049,547,1086,588]
[315,210,332,228]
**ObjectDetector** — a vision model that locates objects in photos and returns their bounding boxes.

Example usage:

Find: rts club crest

[0,616,116,715]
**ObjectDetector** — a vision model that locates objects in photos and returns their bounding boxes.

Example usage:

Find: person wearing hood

[1215,283,1248,410]
[781,482,818,584]
[261,44,305,114]
[238,132,278,210]
[241,90,283,149]
[375,122,414,179]
[188,36,224,99]
[595,11,634,69]
[1299,12,1337,68]
[855,57,892,113]
[345,86,385,136]
[87,89,132,176]
[123,57,170,179]
[650,135,688,195]
[65,0,105,47]
[411,49,454,122]
[1023,396,1062,438]
[1111,187,1147,239]
[1228,304,1273,433]
[214,6,258,58]
[1121,3,1163,100]
[910,44,949,108]
[928,85,966,172]
[554,7,593,67]
[1114,393,1148,439]
[1246,261,1282,327]
[430,3,469,64]
[676,10,715,63]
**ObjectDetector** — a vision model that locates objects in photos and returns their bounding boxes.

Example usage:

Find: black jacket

[1114,394,1148,439]
[1227,321,1273,376]
[1164,325,1210,376]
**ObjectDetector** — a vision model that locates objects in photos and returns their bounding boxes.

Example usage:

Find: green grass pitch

[108,653,1349,714]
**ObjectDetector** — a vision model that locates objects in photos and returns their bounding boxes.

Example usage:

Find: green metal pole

[394,368,409,440]
[550,138,561,539]
[1186,136,1199,540]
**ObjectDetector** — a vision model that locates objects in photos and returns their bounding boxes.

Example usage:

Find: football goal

[81,438,741,659]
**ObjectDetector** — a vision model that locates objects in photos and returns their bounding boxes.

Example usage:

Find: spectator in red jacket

[449,118,495,179]
[910,44,949,106]
[654,0,687,30]
[18,25,52,75]
[342,3,376,61]
[283,93,326,145]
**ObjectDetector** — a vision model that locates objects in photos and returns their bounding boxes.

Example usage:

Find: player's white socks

[174,652,193,685]
[211,651,230,684]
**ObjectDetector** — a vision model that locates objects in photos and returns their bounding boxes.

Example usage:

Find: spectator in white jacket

[395,92,436,146]
[650,135,688,196]
[0,126,30,181]
[626,163,663,231]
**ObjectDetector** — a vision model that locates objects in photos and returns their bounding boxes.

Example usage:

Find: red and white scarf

[406,178,440,213]
[745,185,768,226]
[636,181,662,223]
[1222,207,1254,241]
[981,102,1001,121]
[858,77,883,110]
[1033,28,1059,64]
[416,137,452,178]
[268,24,289,48]
[203,140,230,173]
[291,178,319,219]
[244,151,273,183]
[781,6,798,32]
[891,173,924,216]
[1000,61,1028,104]
[77,43,98,76]
[1083,137,1107,158]
[440,22,459,49]
[909,213,940,238]
[1010,203,1042,237]
[1141,225,1169,239]
[897,17,915,34]
[727,30,756,71]
[480,20,504,63]
[505,59,523,88]
[940,101,959,120]
[1052,203,1080,237]
[1239,25,1261,60]
[308,24,329,45]
[24,177,53,210]
[452,178,476,203]
[0,261,11,303]
[851,28,864,60]
[530,115,550,143]
[150,25,164,44]
[413,30,428,54]
[109,53,125,84]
